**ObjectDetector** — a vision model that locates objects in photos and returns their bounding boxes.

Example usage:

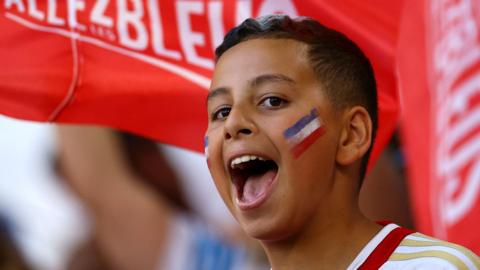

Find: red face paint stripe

[291,125,326,158]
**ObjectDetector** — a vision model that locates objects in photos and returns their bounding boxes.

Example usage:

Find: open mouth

[229,155,279,209]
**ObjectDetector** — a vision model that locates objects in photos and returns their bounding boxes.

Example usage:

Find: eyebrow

[207,73,295,103]
[207,87,229,103]
[249,73,295,88]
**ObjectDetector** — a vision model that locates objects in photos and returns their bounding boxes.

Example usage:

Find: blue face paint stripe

[283,109,319,138]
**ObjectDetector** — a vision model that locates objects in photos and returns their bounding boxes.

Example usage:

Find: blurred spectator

[0,115,89,270]
[360,133,413,228]
[0,214,31,270]
[56,125,268,270]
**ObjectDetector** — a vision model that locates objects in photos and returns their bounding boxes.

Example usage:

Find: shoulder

[381,232,480,270]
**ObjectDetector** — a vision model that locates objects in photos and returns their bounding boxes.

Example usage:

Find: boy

[205,15,480,269]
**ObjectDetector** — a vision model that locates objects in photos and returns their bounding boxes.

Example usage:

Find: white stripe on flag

[287,118,322,146]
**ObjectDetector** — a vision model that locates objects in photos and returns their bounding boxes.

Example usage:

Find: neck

[261,174,381,270]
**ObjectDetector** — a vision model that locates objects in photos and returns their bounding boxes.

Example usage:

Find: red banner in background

[398,0,480,251]
[0,0,401,167]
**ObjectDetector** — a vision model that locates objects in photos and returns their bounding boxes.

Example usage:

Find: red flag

[0,0,401,167]
[398,0,480,251]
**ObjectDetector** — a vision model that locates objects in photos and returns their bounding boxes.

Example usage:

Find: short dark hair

[215,15,378,181]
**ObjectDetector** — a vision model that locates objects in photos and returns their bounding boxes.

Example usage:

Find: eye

[212,106,231,120]
[260,96,287,108]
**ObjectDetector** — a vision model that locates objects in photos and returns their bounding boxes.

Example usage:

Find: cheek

[205,133,232,204]
[294,134,338,190]
[208,165,230,206]
[283,108,326,159]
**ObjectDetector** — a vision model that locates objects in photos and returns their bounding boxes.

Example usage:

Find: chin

[239,213,299,242]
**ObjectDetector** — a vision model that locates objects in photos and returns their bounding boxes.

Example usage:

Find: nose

[224,107,256,140]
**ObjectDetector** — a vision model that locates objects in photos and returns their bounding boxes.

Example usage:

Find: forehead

[210,39,316,92]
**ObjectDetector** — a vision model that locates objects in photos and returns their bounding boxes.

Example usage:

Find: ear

[336,106,372,166]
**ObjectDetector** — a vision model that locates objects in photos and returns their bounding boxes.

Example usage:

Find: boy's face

[206,39,343,241]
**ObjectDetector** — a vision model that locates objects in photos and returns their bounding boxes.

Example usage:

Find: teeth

[230,155,265,169]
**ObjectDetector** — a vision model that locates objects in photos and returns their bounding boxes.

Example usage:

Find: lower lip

[235,171,279,211]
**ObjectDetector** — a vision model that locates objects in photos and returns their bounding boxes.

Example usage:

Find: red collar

[357,222,414,269]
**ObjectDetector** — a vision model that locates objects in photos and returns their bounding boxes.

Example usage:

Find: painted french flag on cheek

[284,108,326,158]
[204,136,211,168]
[204,136,209,158]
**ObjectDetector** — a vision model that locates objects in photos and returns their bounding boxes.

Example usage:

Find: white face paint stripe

[283,109,325,158]
[286,117,322,146]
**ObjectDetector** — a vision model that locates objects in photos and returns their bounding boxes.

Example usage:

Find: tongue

[242,169,276,203]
